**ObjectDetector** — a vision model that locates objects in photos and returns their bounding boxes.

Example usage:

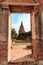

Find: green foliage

[11,28,17,39]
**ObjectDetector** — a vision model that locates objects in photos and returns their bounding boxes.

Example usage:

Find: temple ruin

[0,0,43,65]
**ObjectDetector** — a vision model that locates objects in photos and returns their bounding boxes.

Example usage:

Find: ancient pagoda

[17,21,25,40]
[19,21,25,34]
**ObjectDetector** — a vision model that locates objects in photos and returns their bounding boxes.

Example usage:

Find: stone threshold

[8,54,35,63]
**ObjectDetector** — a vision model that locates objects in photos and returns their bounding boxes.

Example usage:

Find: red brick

[0,43,7,62]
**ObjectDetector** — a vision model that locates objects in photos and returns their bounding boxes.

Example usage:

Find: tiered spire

[19,21,25,34]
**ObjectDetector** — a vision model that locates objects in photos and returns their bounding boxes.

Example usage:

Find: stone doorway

[0,1,43,64]
[8,5,36,62]
[10,13,32,62]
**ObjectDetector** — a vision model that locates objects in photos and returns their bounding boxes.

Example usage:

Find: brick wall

[0,2,43,65]
[32,39,38,60]
[32,39,43,60]
[37,39,43,59]
[35,11,43,60]
[0,43,7,62]
[0,8,8,63]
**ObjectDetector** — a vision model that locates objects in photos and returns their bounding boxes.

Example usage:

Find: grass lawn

[12,40,31,46]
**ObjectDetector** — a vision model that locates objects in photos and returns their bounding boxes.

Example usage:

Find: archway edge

[8,4,37,61]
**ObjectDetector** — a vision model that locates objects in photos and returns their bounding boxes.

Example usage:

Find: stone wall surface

[35,10,43,59]
[0,8,8,63]
[0,8,8,41]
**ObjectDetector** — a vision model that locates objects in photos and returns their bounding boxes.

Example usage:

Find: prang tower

[19,21,25,34]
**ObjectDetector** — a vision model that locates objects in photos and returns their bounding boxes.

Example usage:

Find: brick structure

[0,0,43,65]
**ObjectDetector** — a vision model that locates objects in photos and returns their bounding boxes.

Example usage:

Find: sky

[11,13,31,34]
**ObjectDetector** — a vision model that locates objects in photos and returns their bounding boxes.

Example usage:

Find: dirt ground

[10,42,33,62]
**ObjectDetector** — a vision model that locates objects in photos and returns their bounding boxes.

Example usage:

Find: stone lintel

[2,2,40,6]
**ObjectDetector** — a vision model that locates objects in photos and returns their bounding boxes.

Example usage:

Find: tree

[11,28,17,39]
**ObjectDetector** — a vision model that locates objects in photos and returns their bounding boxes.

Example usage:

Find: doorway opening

[10,13,32,62]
